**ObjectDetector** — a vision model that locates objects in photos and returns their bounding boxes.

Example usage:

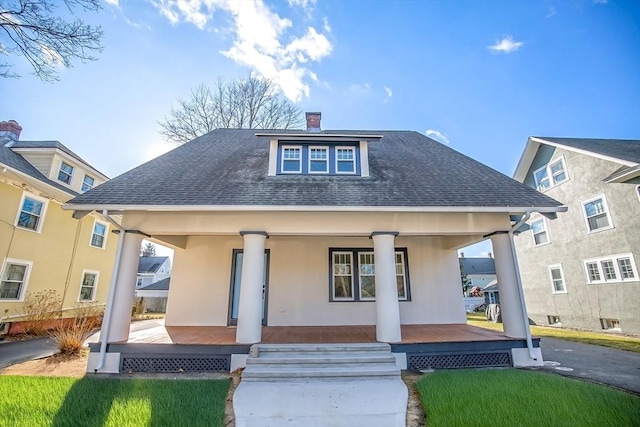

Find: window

[16,193,46,232]
[136,278,144,288]
[533,157,568,191]
[584,253,637,284]
[582,196,612,232]
[308,146,328,173]
[81,175,95,192]
[531,219,549,246]
[90,220,108,248]
[336,147,355,173]
[282,146,302,173]
[0,259,32,300]
[547,315,561,325]
[79,271,98,301]
[549,265,567,293]
[636,185,640,202]
[57,161,74,184]
[600,318,620,331]
[330,248,409,302]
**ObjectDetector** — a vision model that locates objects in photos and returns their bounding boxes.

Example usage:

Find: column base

[86,352,121,373]
[511,347,543,367]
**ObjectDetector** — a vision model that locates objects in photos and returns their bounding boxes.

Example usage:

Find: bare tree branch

[0,0,103,81]
[159,76,305,144]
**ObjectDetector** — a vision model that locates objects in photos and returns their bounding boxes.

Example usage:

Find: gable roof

[514,136,640,182]
[140,277,170,291]
[460,257,496,275]
[66,129,562,212]
[138,256,169,273]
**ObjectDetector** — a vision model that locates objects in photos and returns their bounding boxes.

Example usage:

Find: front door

[228,249,269,326]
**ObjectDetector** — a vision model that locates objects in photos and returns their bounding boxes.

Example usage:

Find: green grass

[0,376,229,427]
[467,312,640,353]
[417,368,640,427]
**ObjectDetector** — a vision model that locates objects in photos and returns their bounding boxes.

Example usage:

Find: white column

[372,232,402,343]
[491,232,527,338]
[106,231,145,343]
[236,231,267,344]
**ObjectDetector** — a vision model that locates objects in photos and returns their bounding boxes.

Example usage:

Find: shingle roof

[460,257,496,275]
[534,137,640,164]
[11,140,109,177]
[68,129,562,208]
[138,256,169,273]
[140,277,170,291]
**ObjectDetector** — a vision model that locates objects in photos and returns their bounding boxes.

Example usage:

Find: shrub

[50,304,103,355]
[21,290,62,336]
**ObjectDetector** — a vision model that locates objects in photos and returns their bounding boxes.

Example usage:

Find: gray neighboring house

[135,277,170,313]
[136,256,171,288]
[459,256,496,290]
[513,137,640,335]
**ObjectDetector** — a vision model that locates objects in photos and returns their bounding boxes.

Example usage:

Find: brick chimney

[306,112,321,132]
[0,120,22,144]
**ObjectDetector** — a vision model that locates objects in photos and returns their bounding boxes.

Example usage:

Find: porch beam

[236,231,268,344]
[371,231,402,343]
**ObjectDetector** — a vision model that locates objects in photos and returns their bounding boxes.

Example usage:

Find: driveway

[0,337,58,369]
[539,337,640,395]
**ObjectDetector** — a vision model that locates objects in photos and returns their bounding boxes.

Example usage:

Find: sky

[2,0,639,257]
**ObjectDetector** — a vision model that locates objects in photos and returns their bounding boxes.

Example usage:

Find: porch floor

[127,323,510,345]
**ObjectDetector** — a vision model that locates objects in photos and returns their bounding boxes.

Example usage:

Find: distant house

[135,277,170,313]
[0,120,118,334]
[483,280,500,305]
[513,137,640,334]
[136,256,171,289]
[459,255,496,290]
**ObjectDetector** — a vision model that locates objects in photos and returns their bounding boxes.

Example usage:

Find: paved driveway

[539,337,640,395]
[0,337,58,369]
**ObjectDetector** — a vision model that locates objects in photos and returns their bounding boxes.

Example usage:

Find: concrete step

[252,343,390,354]
[241,366,401,381]
[245,354,397,365]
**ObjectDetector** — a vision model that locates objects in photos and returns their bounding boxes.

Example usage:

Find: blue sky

[2,0,639,256]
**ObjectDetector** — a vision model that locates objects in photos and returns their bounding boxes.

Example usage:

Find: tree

[460,259,471,296]
[141,242,156,257]
[159,76,304,144]
[0,0,104,81]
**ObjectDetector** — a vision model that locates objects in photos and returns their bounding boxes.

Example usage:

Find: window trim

[0,258,33,301]
[533,156,569,191]
[89,219,109,249]
[581,195,614,234]
[329,247,410,302]
[530,218,550,247]
[335,146,357,175]
[78,270,99,302]
[14,192,48,233]
[281,145,302,174]
[583,253,638,284]
[81,174,95,193]
[308,145,329,174]
[548,264,567,294]
[57,160,74,185]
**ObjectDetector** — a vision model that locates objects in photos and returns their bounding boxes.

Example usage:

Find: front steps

[233,343,408,427]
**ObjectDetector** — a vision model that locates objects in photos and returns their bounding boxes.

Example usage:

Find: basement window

[547,315,561,326]
[600,318,620,331]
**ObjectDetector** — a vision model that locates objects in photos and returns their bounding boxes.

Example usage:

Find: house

[0,120,118,334]
[483,280,500,305]
[459,254,496,290]
[63,113,566,373]
[513,137,640,334]
[135,277,170,313]
[136,256,171,289]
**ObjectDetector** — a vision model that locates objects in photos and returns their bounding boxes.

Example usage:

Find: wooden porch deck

[127,323,509,345]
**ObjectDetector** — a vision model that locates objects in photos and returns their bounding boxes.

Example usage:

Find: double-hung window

[531,219,549,246]
[584,254,637,284]
[582,195,612,233]
[90,220,108,249]
[16,193,46,232]
[79,271,98,301]
[309,146,328,173]
[330,248,409,301]
[549,264,567,293]
[533,157,568,191]
[58,161,74,184]
[336,147,356,173]
[282,146,302,173]
[0,259,32,300]
[81,175,95,192]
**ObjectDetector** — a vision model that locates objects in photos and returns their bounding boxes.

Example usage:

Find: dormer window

[309,146,328,173]
[533,156,568,191]
[81,175,95,192]
[57,161,74,184]
[282,146,302,173]
[277,143,360,175]
[336,147,355,174]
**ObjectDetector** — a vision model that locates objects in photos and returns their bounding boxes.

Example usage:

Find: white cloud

[287,0,317,9]
[40,44,64,67]
[487,36,523,53]
[105,0,119,6]
[384,86,392,103]
[425,129,450,145]
[152,0,332,102]
[546,6,556,18]
[593,0,608,4]
[322,17,331,32]
[347,83,371,97]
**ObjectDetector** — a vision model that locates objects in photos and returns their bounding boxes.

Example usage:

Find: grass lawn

[0,376,229,427]
[417,368,640,427]
[467,312,640,353]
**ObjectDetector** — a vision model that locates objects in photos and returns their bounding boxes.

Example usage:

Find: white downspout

[94,210,125,373]
[508,211,537,361]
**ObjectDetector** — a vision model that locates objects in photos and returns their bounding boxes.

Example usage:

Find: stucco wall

[165,235,466,327]
[515,147,640,334]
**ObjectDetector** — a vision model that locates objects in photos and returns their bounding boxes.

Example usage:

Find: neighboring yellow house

[0,120,118,334]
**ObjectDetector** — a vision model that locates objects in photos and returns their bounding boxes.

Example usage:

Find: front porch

[88,323,538,373]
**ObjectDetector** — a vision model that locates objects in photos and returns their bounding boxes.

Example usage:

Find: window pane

[549,161,564,175]
[534,232,548,245]
[585,199,605,217]
[337,149,354,160]
[618,258,635,279]
[18,212,38,230]
[531,221,543,234]
[310,160,327,172]
[587,262,601,281]
[334,276,352,298]
[81,176,94,192]
[588,214,610,231]
[553,171,566,184]
[0,281,21,299]
[94,223,106,236]
[83,274,95,287]
[550,268,562,281]
[5,264,26,281]
[534,169,550,190]
[23,198,43,215]
[601,260,616,280]
[333,253,353,299]
[80,286,93,301]
[396,276,406,298]
[283,160,300,172]
[553,279,565,292]
[337,161,355,173]
[360,276,375,298]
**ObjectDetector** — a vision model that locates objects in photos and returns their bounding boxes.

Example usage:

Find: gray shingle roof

[460,257,496,275]
[68,129,562,208]
[11,140,109,177]
[535,137,640,164]
[138,256,169,273]
[140,277,170,291]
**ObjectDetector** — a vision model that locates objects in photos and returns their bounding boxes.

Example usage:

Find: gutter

[508,211,537,361]
[93,210,125,373]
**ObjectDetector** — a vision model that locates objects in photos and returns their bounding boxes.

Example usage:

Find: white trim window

[582,195,613,233]
[336,147,356,174]
[90,220,108,249]
[79,270,99,301]
[549,264,567,293]
[584,253,637,284]
[81,175,95,192]
[57,161,74,185]
[358,252,376,300]
[281,146,302,173]
[332,252,354,300]
[308,146,328,173]
[0,258,32,300]
[395,252,407,299]
[530,218,549,246]
[15,193,47,232]
[533,156,568,191]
